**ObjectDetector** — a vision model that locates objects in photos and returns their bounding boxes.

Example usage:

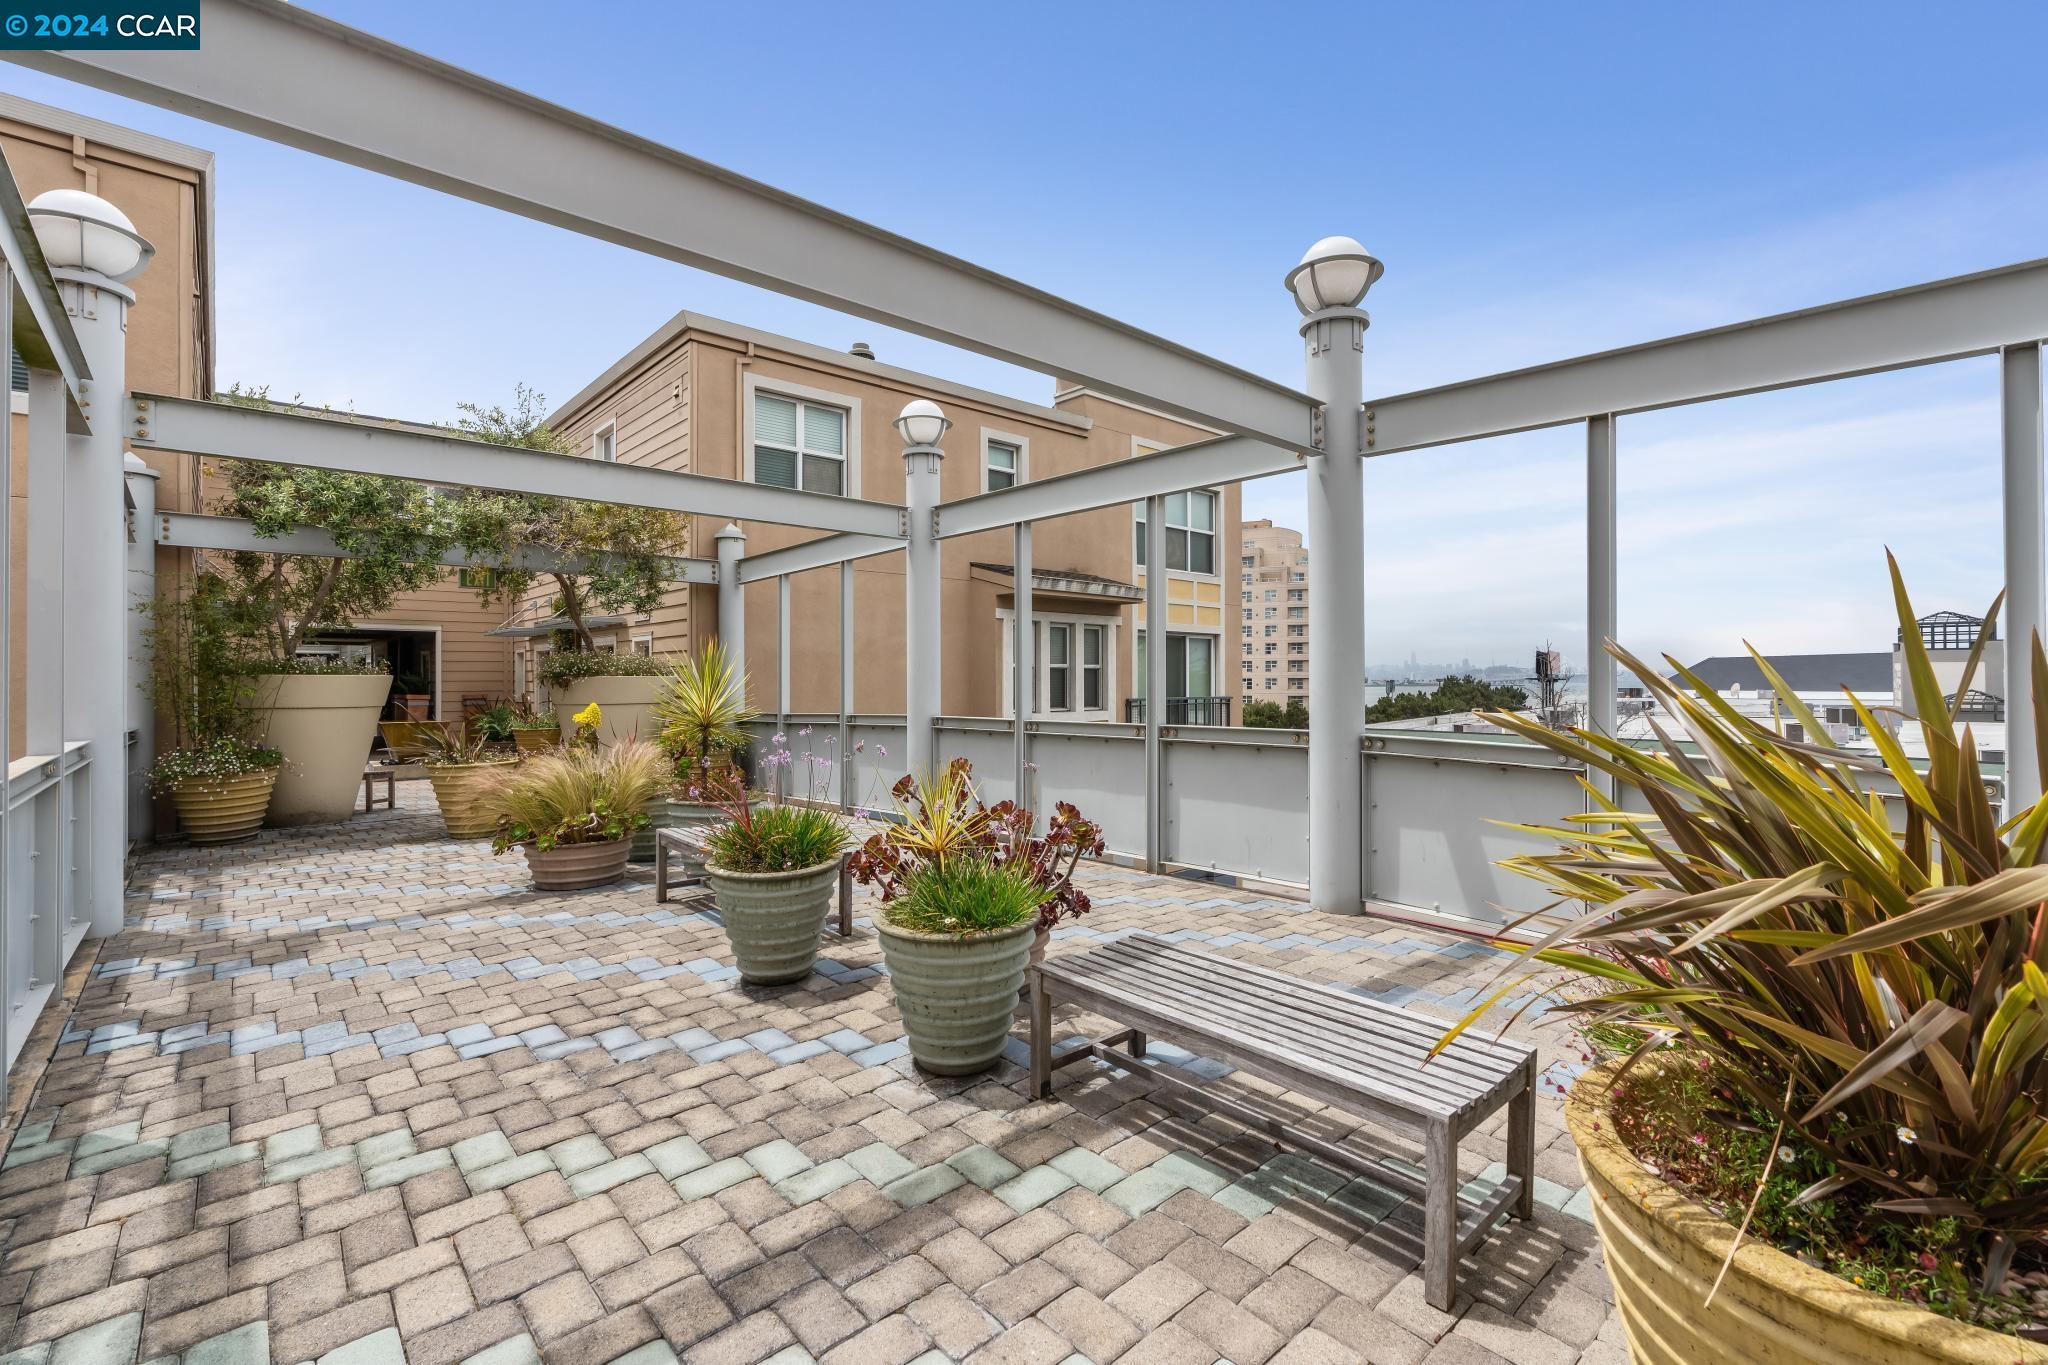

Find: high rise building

[1239,519,1309,707]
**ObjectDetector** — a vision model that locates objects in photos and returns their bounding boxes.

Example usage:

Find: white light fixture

[894,398,950,448]
[26,188,154,283]
[1285,235,1383,315]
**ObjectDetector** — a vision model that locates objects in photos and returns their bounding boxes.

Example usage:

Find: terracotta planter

[554,675,662,747]
[425,760,516,839]
[519,837,633,892]
[632,795,721,862]
[878,919,1035,1076]
[703,859,839,986]
[169,768,277,845]
[512,729,557,755]
[253,672,394,825]
[1567,1057,2048,1364]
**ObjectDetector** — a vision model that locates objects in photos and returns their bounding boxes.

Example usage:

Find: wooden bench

[654,824,856,937]
[360,767,396,813]
[1029,933,1537,1310]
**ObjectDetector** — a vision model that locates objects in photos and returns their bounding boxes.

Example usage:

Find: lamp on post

[1292,234,1380,917]
[26,189,154,942]
[897,399,949,781]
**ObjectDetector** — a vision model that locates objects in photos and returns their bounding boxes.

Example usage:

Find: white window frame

[980,427,1029,494]
[742,373,863,497]
[630,634,654,657]
[997,608,1115,721]
[1132,487,1221,578]
[593,418,617,463]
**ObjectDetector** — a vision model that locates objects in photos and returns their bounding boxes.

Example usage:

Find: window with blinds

[754,393,847,494]
[985,439,1019,491]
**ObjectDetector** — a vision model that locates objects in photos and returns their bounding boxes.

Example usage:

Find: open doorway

[297,624,444,720]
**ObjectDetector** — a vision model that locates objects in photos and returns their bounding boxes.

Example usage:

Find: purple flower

[878,745,889,758]
[772,731,786,744]
[854,740,865,753]
[798,726,812,737]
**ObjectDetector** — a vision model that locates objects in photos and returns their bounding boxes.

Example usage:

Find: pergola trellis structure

[0,0,2043,1034]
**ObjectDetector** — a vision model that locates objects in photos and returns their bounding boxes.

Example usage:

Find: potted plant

[640,640,756,861]
[540,651,668,747]
[508,699,559,754]
[140,582,285,844]
[851,759,1104,997]
[468,701,520,753]
[485,740,664,891]
[877,858,1051,1075]
[421,722,518,838]
[1442,557,2048,1363]
[249,658,396,823]
[700,773,849,985]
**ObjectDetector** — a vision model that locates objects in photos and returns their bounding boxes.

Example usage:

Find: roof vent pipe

[849,341,876,360]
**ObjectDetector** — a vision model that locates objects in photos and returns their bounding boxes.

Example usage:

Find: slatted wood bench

[653,823,856,936]
[1029,932,1537,1310]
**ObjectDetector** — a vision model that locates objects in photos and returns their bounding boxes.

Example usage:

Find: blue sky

[5,1,2045,671]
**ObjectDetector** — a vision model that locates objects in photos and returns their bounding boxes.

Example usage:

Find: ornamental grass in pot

[851,760,1104,1073]
[486,740,663,891]
[421,723,517,839]
[1440,556,2048,1362]
[641,641,754,861]
[851,759,1104,1005]
[700,773,849,986]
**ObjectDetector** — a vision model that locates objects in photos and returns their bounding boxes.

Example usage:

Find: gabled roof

[1680,652,1893,695]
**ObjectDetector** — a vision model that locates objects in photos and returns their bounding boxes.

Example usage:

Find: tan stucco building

[532,317,1241,724]
[1239,518,1310,708]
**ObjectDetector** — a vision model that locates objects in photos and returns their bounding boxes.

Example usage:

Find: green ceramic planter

[631,795,720,862]
[703,859,840,985]
[877,918,1035,1076]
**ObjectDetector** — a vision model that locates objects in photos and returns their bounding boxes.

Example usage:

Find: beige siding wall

[0,113,210,759]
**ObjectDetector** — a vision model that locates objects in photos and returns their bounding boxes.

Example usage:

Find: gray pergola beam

[736,532,902,584]
[156,511,719,583]
[130,394,902,538]
[8,0,1317,451]
[1369,255,2048,456]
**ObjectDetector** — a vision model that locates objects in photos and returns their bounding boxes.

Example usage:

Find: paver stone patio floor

[0,786,1626,1364]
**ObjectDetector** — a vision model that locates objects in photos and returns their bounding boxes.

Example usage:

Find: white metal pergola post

[839,562,854,808]
[124,455,160,841]
[715,520,746,700]
[58,266,139,939]
[898,402,947,782]
[1013,522,1033,812]
[1143,494,1165,870]
[1294,239,1377,916]
[2005,342,2045,810]
[776,573,791,799]
[1586,415,1619,801]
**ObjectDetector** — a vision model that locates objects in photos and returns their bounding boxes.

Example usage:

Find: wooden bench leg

[1424,1120,1458,1312]
[1127,1030,1147,1059]
[1029,971,1052,1100]
[654,840,670,904]
[1508,1063,1536,1220]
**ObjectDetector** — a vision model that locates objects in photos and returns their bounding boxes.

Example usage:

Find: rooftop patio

[0,786,1615,1365]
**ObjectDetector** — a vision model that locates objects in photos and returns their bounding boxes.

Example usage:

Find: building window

[1046,625,1071,711]
[984,437,1021,492]
[631,635,654,657]
[754,392,847,494]
[1132,490,1217,575]
[1138,632,1217,699]
[457,566,495,590]
[1081,625,1103,711]
[593,419,617,462]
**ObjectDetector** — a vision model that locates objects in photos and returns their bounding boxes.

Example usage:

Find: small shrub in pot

[486,740,663,891]
[700,774,848,986]
[421,723,517,839]
[878,857,1051,1075]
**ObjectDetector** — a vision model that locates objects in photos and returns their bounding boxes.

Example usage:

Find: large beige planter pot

[169,768,277,845]
[878,919,1034,1076]
[253,672,393,826]
[425,760,517,839]
[512,729,557,755]
[519,837,633,891]
[703,860,839,986]
[554,675,662,747]
[1567,1058,2048,1365]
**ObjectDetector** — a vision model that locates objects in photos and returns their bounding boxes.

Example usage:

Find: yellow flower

[573,702,603,728]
